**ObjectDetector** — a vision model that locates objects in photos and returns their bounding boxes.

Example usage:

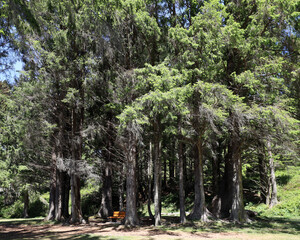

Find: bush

[0,199,23,218]
[28,197,48,217]
[81,191,100,217]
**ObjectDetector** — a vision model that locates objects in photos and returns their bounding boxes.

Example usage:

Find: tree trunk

[55,169,63,221]
[45,146,57,221]
[125,134,139,226]
[211,138,222,218]
[148,141,154,221]
[62,171,70,220]
[178,132,186,223]
[258,150,270,204]
[163,154,167,190]
[118,173,124,211]
[70,172,83,223]
[189,141,208,221]
[168,141,175,185]
[23,189,29,218]
[230,137,246,222]
[69,103,84,224]
[153,122,162,226]
[267,140,278,208]
[220,141,234,218]
[98,162,113,218]
[228,116,247,223]
[183,143,187,187]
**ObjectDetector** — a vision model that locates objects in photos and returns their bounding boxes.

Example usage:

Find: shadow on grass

[161,216,300,235]
[59,235,119,240]
[0,218,45,225]
[0,219,125,240]
[1,216,299,239]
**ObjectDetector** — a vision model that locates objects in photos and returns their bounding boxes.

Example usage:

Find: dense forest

[0,0,299,227]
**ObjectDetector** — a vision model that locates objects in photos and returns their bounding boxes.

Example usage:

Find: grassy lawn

[0,216,299,240]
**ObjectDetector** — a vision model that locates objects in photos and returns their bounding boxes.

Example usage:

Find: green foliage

[28,196,48,218]
[0,193,47,218]
[81,179,100,217]
[0,199,23,218]
[246,166,300,218]
[1,0,299,224]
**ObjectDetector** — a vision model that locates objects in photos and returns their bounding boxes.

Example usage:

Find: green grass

[0,217,54,225]
[158,217,300,235]
[0,216,299,240]
[246,166,300,219]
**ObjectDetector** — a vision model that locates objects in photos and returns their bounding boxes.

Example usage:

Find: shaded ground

[0,217,299,240]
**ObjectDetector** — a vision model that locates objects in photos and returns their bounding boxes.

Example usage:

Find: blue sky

[0,59,23,84]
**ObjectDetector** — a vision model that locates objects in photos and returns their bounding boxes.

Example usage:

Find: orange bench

[108,211,125,221]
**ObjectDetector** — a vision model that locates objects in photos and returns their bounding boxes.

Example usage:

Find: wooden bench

[108,211,126,221]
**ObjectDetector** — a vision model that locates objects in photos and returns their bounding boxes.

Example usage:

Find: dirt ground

[0,218,298,240]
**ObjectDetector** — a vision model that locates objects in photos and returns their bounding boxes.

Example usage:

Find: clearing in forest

[0,216,299,240]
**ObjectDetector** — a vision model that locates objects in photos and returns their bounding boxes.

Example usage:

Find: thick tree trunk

[23,189,29,218]
[55,169,63,221]
[55,160,70,221]
[189,141,208,221]
[46,146,57,221]
[220,142,234,218]
[98,162,113,218]
[125,135,139,226]
[46,141,70,222]
[69,102,84,224]
[70,173,82,223]
[230,137,246,222]
[267,140,278,208]
[178,135,186,223]
[153,125,162,226]
[227,115,247,223]
[62,171,70,220]
[211,139,222,218]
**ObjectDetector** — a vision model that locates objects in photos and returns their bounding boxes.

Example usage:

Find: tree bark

[45,145,57,221]
[70,172,83,223]
[46,141,70,222]
[178,128,186,223]
[220,140,234,218]
[211,138,222,218]
[55,168,63,221]
[189,141,208,221]
[23,189,29,218]
[267,140,278,208]
[98,161,113,218]
[258,149,270,204]
[118,165,125,211]
[228,116,247,223]
[163,154,167,190]
[230,137,246,222]
[168,141,175,185]
[153,121,162,226]
[62,171,70,220]
[125,133,139,226]
[69,106,84,224]
[148,141,154,221]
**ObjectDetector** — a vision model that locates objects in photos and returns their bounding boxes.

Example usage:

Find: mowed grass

[0,216,299,240]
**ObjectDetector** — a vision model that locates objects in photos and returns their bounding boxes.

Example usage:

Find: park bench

[108,211,126,221]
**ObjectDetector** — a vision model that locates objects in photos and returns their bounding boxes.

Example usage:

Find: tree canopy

[0,0,299,226]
